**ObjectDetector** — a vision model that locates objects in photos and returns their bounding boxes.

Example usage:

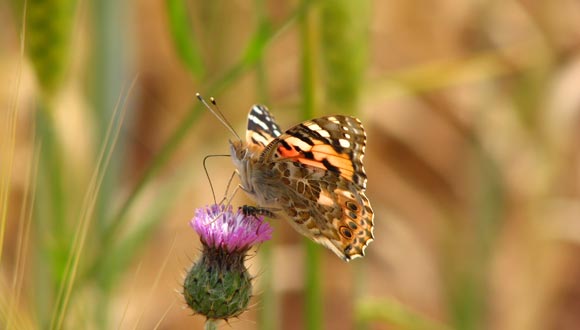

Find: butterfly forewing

[246,105,282,148]
[266,116,368,190]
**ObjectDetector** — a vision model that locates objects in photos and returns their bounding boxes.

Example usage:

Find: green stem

[204,319,218,330]
[300,2,323,330]
[353,262,368,330]
[304,240,322,330]
[35,102,65,329]
[253,0,278,329]
[91,0,131,327]
[166,0,205,78]
[300,3,316,120]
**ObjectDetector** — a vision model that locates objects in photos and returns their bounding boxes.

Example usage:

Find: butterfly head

[229,139,254,194]
[229,139,247,162]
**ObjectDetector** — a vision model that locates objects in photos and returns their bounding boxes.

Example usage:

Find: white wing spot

[249,114,268,130]
[308,123,322,131]
[319,130,331,138]
[252,106,263,115]
[337,189,356,199]
[344,133,351,139]
[288,137,313,151]
[252,133,270,146]
[339,139,351,148]
[317,190,335,206]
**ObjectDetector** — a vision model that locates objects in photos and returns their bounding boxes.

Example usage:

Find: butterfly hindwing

[267,157,374,261]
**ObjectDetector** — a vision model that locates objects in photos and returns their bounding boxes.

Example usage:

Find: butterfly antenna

[210,97,242,141]
[196,93,242,141]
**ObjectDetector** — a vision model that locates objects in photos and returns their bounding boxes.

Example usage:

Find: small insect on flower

[183,204,272,321]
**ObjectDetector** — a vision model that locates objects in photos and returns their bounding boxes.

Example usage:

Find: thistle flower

[183,204,272,321]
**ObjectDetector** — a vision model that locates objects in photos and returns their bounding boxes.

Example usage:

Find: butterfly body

[230,105,374,261]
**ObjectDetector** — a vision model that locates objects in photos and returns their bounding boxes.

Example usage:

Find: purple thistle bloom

[190,204,272,252]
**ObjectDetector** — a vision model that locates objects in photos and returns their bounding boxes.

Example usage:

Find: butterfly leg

[208,185,243,225]
[217,171,238,205]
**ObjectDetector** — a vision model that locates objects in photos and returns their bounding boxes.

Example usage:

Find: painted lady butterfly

[229,104,374,261]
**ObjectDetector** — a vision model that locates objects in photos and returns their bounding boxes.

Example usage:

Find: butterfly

[229,104,374,261]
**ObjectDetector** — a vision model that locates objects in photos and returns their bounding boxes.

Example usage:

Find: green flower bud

[183,246,252,320]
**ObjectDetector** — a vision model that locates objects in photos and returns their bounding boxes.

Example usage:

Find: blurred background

[1,0,580,329]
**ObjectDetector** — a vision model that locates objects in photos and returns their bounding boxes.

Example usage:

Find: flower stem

[204,320,218,330]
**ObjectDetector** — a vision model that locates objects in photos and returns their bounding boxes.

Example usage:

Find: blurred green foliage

[2,0,578,329]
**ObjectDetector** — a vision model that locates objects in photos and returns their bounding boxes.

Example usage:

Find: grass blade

[166,0,205,78]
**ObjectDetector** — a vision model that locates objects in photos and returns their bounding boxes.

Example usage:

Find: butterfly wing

[261,116,374,261]
[246,105,282,149]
